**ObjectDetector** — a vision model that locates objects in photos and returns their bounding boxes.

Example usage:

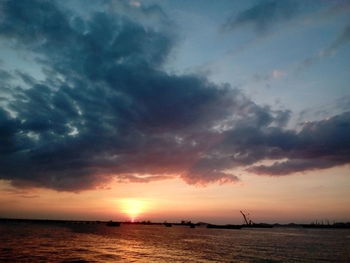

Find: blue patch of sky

[0,41,45,85]
[156,0,350,120]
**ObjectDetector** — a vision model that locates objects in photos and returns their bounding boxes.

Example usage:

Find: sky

[0,0,349,224]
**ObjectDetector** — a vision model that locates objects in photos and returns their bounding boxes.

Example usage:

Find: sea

[0,221,349,262]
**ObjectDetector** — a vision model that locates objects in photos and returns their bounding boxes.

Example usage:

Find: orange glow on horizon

[119,198,149,222]
[0,166,349,224]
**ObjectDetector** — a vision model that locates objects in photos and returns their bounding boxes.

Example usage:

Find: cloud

[271,70,286,79]
[222,0,299,34]
[107,0,170,29]
[130,1,141,8]
[299,23,350,69]
[298,95,350,124]
[0,0,349,191]
[248,112,350,175]
[252,69,287,83]
[322,23,350,56]
[319,1,350,19]
[0,69,13,81]
[1,187,39,198]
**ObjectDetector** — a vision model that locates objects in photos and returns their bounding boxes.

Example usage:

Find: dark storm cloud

[0,0,349,191]
[222,0,299,34]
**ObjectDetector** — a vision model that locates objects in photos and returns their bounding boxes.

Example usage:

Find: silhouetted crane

[240,210,253,225]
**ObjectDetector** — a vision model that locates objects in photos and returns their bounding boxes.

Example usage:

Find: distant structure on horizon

[240,210,273,228]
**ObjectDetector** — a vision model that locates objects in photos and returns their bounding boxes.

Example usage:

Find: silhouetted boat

[164,222,172,227]
[207,224,241,229]
[106,221,121,227]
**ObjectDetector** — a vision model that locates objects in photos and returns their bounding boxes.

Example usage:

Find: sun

[119,198,148,222]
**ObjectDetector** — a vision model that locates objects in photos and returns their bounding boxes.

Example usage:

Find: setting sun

[119,199,149,222]
[1,0,350,262]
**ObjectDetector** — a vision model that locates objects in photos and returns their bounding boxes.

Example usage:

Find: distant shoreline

[1,218,350,229]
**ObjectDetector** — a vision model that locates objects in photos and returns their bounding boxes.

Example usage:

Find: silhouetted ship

[106,221,121,227]
[164,222,172,227]
[207,224,241,229]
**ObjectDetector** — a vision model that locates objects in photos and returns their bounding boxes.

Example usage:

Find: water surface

[0,222,349,262]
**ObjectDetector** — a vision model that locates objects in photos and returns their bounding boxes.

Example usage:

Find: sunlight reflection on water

[0,222,349,262]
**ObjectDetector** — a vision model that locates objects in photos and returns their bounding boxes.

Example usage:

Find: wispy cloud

[222,0,299,35]
[299,23,350,70]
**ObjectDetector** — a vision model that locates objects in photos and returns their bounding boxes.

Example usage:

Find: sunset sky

[0,0,349,224]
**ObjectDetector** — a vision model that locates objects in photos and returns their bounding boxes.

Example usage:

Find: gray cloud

[248,112,350,175]
[0,0,349,191]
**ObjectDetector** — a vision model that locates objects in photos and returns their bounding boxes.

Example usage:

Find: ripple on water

[0,223,349,262]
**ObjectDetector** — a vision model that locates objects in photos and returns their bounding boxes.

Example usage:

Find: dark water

[0,222,349,262]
